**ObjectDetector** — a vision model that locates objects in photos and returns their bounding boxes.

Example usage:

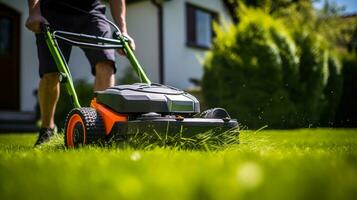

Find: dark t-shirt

[41,0,104,14]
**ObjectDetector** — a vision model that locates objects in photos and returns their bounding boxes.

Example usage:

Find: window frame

[186,3,218,50]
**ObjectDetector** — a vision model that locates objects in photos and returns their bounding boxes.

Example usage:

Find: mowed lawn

[0,129,356,200]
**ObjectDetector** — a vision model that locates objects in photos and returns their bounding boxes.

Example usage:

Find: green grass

[0,129,356,200]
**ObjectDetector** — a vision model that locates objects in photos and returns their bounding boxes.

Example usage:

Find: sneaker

[34,127,56,146]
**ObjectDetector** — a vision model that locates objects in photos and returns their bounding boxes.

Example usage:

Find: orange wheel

[65,114,85,148]
[64,108,105,148]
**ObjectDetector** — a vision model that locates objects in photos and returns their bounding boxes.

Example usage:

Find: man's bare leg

[94,60,115,91]
[34,72,60,146]
[38,72,60,129]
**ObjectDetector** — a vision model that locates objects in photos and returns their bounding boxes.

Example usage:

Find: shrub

[203,8,299,128]
[202,7,342,129]
[117,65,140,84]
[292,31,330,126]
[320,55,343,126]
[335,52,357,127]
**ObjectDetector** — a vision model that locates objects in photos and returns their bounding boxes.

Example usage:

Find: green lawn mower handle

[41,23,151,108]
[42,23,81,108]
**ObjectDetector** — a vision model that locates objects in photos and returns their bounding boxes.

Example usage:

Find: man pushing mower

[26,0,135,146]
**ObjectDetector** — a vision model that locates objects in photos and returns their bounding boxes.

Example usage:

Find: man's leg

[38,73,60,129]
[81,11,116,91]
[94,60,115,91]
[34,72,60,146]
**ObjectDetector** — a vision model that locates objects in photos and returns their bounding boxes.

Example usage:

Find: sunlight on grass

[0,129,356,200]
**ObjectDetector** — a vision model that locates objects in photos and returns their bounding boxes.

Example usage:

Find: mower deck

[93,83,238,139]
[111,117,238,138]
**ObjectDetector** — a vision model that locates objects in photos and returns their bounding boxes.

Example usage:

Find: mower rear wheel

[64,107,105,148]
[199,108,231,119]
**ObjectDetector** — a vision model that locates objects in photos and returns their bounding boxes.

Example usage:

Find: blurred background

[0,0,356,131]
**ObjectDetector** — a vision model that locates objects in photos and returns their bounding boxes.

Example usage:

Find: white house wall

[116,1,159,83]
[163,0,232,89]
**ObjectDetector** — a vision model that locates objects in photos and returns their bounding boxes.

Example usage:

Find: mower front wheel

[64,107,105,148]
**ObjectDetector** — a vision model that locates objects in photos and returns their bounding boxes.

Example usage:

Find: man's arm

[26,0,47,33]
[109,0,135,50]
[109,0,127,34]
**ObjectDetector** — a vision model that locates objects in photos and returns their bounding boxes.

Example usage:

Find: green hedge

[202,8,342,129]
[335,52,357,127]
[320,55,343,126]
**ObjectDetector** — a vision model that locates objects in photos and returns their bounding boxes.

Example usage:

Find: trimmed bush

[335,52,357,127]
[202,7,342,129]
[320,55,343,126]
[292,31,330,126]
[203,8,298,128]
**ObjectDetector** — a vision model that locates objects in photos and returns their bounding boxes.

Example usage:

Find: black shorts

[36,7,116,77]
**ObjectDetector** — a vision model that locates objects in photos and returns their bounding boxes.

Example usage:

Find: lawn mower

[41,18,238,148]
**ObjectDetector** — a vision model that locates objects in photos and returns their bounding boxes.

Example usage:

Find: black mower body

[95,83,238,137]
[95,83,200,114]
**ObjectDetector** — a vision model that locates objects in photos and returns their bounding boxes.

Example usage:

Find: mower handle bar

[40,23,152,86]
[41,24,128,50]
[53,31,124,50]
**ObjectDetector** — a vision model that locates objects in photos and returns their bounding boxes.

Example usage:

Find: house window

[0,18,11,56]
[186,3,217,49]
